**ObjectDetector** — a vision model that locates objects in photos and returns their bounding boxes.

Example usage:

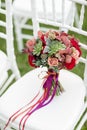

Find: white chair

[0,0,87,130]
[12,0,79,52]
[0,0,5,8]
[0,0,20,96]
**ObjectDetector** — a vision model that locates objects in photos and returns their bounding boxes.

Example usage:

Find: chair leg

[75,102,87,130]
[76,112,87,130]
[0,119,12,130]
[0,120,6,130]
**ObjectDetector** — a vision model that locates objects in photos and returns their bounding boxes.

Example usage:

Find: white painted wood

[0,21,6,27]
[0,8,6,14]
[76,112,87,130]
[0,0,20,95]
[84,56,87,96]
[0,0,1,7]
[0,32,7,39]
[34,17,87,36]
[79,5,85,29]
[0,68,86,130]
[12,0,76,51]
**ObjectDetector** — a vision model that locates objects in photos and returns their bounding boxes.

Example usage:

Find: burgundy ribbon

[4,71,59,130]
[19,73,59,130]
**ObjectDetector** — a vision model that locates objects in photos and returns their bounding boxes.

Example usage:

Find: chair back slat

[79,57,87,64]
[0,0,5,8]
[0,20,6,27]
[71,2,75,27]
[42,0,47,20]
[52,0,56,20]
[61,0,65,25]
[79,42,87,50]
[0,32,7,39]
[0,8,6,14]
[79,4,85,29]
[84,57,87,88]
[70,0,87,5]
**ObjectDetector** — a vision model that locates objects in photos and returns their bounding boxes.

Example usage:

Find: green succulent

[33,40,42,56]
[48,40,66,55]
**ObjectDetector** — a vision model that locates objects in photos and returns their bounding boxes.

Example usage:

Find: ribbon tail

[20,87,50,130]
[4,72,60,130]
[19,90,46,130]
[21,74,59,130]
[4,91,40,130]
[42,74,59,107]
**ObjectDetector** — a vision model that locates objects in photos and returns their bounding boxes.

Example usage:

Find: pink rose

[38,30,43,38]
[26,39,36,52]
[71,49,80,60]
[38,30,46,46]
[70,38,82,56]
[61,35,71,47]
[48,57,58,67]
[65,55,72,63]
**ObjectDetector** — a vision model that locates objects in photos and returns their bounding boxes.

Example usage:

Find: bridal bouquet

[25,30,81,70]
[4,30,81,130]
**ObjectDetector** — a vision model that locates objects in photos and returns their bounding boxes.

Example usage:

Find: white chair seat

[0,67,86,130]
[13,0,72,21]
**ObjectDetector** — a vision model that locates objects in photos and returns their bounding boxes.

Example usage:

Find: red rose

[70,38,82,56]
[64,57,76,70]
[38,31,46,46]
[28,55,36,67]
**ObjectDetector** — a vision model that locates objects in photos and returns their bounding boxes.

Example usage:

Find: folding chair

[0,0,87,130]
[12,0,79,52]
[0,0,20,96]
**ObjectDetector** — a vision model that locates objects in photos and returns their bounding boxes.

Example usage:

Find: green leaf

[49,40,66,55]
[35,60,41,66]
[33,40,42,56]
